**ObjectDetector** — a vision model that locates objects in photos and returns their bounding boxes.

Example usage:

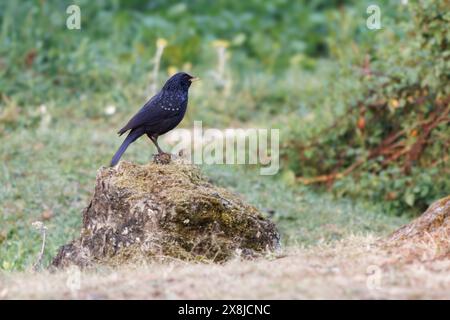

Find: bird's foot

[152,152,172,165]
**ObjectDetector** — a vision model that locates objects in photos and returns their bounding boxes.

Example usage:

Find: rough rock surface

[383,195,450,262]
[52,157,280,268]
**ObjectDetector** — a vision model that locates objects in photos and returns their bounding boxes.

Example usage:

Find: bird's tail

[110,129,143,166]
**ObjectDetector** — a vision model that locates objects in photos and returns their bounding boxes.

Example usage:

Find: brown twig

[404,105,450,173]
[296,94,449,185]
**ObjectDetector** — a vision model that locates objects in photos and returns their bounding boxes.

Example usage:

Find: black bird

[110,72,198,166]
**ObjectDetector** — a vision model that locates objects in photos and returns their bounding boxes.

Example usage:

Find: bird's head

[162,72,199,92]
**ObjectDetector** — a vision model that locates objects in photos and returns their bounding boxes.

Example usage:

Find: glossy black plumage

[110,72,196,166]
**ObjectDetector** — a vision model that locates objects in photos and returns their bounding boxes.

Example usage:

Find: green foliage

[288,0,449,214]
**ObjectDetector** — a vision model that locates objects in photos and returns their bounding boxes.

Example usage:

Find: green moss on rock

[52,157,280,268]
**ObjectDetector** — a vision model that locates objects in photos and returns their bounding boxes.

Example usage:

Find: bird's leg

[147,134,172,164]
[147,134,164,154]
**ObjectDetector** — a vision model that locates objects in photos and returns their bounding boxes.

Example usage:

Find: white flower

[105,105,116,116]
[39,104,47,114]
[32,221,47,232]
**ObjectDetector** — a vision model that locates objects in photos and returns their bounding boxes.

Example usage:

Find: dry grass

[2,235,450,300]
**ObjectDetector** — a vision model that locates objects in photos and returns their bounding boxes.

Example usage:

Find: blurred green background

[0,0,448,270]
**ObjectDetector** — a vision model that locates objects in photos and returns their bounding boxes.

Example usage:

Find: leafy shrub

[289,0,449,214]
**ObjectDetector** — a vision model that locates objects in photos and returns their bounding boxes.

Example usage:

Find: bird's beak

[189,77,200,82]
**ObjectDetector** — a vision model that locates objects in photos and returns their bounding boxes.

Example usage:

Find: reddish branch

[297,96,450,185]
[404,104,450,173]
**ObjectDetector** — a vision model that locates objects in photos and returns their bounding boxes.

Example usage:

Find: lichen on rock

[52,156,280,268]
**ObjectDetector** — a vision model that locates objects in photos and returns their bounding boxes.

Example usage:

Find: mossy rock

[52,157,280,268]
[382,195,450,263]
[386,195,450,243]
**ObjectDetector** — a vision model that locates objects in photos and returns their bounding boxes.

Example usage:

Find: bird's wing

[117,93,182,135]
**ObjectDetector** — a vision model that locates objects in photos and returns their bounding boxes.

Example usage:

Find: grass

[203,165,407,246]
[0,111,407,271]
[0,62,426,298]
[1,1,441,299]
[3,236,450,299]
[0,57,410,272]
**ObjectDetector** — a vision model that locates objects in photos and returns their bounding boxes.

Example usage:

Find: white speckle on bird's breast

[161,103,180,112]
